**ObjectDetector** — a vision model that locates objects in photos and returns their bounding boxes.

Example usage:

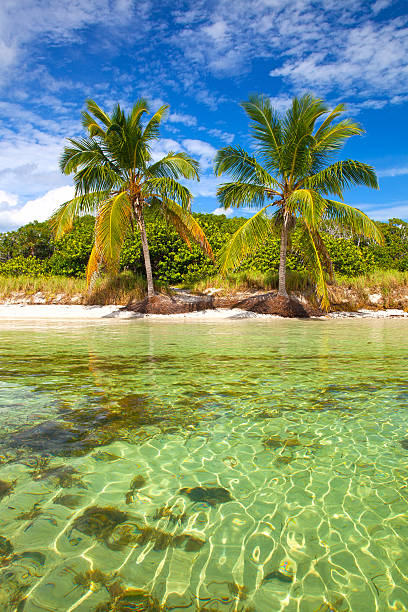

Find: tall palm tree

[214,94,383,309]
[51,99,213,298]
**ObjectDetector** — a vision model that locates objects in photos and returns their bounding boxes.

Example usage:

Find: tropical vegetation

[50,99,213,298]
[1,215,407,284]
[215,94,383,308]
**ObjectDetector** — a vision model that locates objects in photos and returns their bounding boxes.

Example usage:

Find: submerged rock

[179,486,233,506]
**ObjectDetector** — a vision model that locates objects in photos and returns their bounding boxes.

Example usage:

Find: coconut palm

[51,98,213,298]
[214,94,382,309]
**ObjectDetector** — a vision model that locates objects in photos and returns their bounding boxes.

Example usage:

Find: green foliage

[0,255,48,277]
[0,214,407,284]
[48,217,94,277]
[0,221,53,262]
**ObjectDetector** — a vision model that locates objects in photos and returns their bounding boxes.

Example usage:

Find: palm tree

[214,94,383,309]
[51,99,213,298]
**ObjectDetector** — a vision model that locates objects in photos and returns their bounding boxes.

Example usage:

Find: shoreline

[0,303,406,320]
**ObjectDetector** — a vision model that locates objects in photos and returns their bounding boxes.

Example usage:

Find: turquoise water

[0,318,407,612]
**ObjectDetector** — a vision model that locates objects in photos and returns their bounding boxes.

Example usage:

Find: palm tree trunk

[278,214,289,298]
[136,207,155,299]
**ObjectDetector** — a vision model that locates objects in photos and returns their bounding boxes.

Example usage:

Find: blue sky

[0,0,407,230]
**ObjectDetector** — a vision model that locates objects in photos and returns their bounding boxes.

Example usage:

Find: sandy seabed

[0,303,406,320]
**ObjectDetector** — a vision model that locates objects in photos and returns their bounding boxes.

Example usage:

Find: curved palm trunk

[278,214,289,298]
[136,206,155,299]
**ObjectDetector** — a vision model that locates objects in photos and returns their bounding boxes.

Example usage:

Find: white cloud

[168,112,197,127]
[0,185,74,231]
[212,206,233,216]
[363,202,408,221]
[0,0,136,83]
[182,139,217,168]
[377,166,408,178]
[268,95,293,114]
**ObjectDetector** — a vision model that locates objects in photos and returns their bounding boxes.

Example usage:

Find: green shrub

[0,213,407,283]
[48,217,94,277]
[0,255,48,277]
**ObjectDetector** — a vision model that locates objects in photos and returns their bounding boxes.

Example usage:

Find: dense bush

[0,213,407,283]
[48,217,94,276]
[0,255,48,277]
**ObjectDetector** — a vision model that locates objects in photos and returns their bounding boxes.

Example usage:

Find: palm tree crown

[215,94,383,308]
[52,98,213,297]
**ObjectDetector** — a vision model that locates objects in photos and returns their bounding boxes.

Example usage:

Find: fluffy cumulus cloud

[0,185,74,231]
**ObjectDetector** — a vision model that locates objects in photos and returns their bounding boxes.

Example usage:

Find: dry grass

[0,271,148,305]
[335,269,408,292]
[0,268,407,310]
[190,270,313,293]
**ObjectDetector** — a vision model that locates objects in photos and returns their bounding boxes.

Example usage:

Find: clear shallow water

[0,319,407,612]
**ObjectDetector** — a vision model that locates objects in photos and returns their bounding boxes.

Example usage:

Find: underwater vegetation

[133,523,205,553]
[66,567,116,597]
[125,474,146,504]
[53,493,84,509]
[0,536,13,557]
[16,502,42,521]
[31,462,86,488]
[0,478,15,500]
[71,506,130,542]
[94,584,169,611]
[152,504,187,524]
[9,419,106,457]
[92,451,122,462]
[179,486,233,506]
[69,505,204,553]
[4,389,201,460]
[262,434,301,449]
[263,569,294,584]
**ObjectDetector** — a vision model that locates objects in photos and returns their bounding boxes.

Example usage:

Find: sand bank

[0,304,406,320]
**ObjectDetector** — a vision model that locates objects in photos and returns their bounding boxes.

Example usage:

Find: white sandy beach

[0,304,406,320]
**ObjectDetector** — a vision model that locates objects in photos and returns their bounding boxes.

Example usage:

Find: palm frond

[129,99,149,129]
[49,192,107,239]
[325,200,383,243]
[241,95,283,171]
[286,189,327,229]
[148,152,199,180]
[218,205,274,273]
[153,197,214,260]
[94,192,133,271]
[142,105,169,144]
[143,177,193,210]
[86,243,101,286]
[85,99,112,128]
[314,103,347,139]
[81,111,106,138]
[214,145,280,190]
[217,182,270,210]
[298,225,331,310]
[306,160,378,196]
